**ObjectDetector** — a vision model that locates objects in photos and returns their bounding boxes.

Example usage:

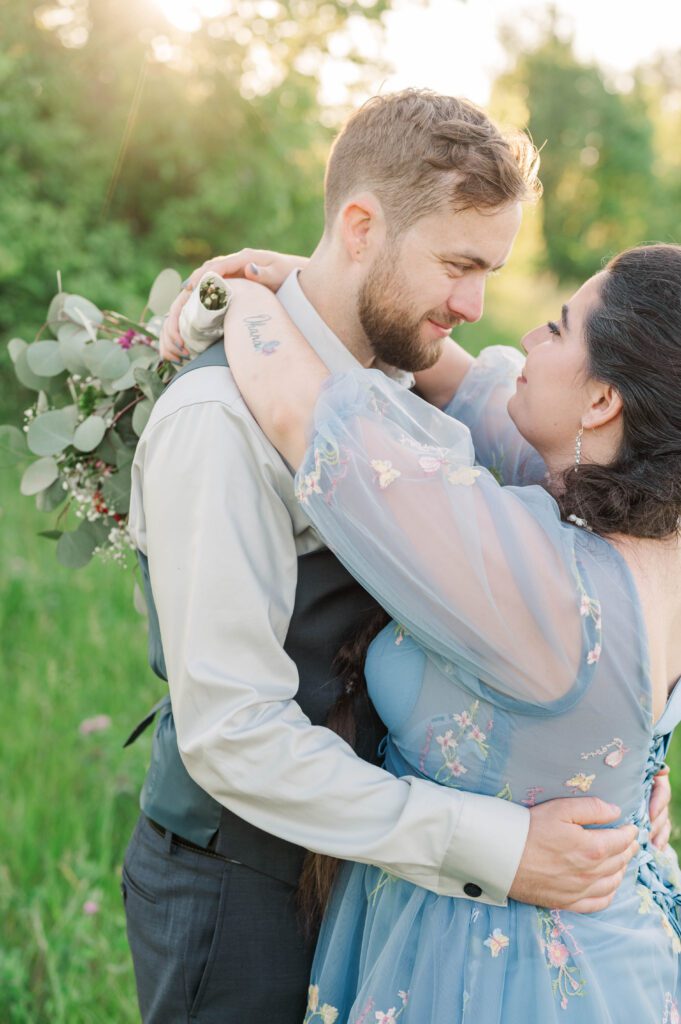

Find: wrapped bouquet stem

[179,272,233,356]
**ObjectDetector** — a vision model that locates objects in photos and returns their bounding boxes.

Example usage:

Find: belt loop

[164,827,174,854]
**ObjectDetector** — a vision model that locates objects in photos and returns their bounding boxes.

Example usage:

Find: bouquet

[179,272,232,355]
[1,269,185,571]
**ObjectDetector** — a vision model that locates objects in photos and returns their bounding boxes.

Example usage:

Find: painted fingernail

[248,263,260,276]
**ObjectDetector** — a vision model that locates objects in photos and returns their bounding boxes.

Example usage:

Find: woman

[177,244,681,1021]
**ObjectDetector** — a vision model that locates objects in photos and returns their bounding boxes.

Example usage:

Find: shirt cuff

[438,791,531,906]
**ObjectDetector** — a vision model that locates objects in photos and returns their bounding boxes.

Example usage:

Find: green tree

[493,14,658,281]
[0,0,392,418]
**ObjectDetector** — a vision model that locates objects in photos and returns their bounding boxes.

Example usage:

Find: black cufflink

[463,882,482,898]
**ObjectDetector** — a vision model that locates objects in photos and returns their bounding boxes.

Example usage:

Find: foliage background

[1,1,680,1019]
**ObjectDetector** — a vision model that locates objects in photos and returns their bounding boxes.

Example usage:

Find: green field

[2,449,680,1022]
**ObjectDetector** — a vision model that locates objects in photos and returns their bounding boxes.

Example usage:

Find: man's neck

[298,253,376,368]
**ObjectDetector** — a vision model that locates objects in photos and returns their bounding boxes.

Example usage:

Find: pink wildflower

[79,714,112,736]
[83,900,100,915]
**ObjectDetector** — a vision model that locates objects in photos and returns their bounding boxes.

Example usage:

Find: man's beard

[357,252,457,372]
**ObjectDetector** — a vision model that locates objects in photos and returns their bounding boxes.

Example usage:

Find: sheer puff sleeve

[295,368,602,714]
[445,345,547,487]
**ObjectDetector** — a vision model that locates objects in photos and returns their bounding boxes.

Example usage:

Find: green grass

[2,394,681,1020]
[1,466,156,1023]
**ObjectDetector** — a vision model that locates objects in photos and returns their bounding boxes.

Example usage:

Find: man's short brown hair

[324,89,542,235]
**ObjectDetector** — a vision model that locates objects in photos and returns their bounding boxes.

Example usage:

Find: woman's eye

[547,320,561,337]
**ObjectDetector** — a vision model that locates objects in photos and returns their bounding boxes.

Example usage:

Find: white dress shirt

[128,271,530,903]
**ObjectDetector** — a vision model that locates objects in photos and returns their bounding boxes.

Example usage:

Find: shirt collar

[276,269,414,389]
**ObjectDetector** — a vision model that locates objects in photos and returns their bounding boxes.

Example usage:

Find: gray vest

[127,343,384,886]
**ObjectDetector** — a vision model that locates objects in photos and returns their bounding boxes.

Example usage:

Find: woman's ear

[582,382,623,431]
[339,193,385,262]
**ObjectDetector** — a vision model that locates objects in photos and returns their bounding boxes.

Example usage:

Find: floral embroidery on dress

[564,772,596,793]
[304,985,339,1024]
[370,459,401,489]
[432,700,489,785]
[447,466,481,486]
[637,884,655,915]
[396,434,481,487]
[572,566,603,668]
[580,736,629,768]
[663,992,680,1024]
[537,909,586,1010]
[496,782,513,801]
[659,911,681,954]
[296,442,348,505]
[368,870,398,907]
[393,623,409,646]
[523,786,545,807]
[484,929,510,957]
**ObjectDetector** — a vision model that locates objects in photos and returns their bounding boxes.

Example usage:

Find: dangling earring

[574,426,584,470]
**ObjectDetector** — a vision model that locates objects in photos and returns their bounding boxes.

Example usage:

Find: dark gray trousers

[121,815,315,1022]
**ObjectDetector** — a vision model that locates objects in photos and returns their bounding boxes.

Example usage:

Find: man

[124,91,667,1023]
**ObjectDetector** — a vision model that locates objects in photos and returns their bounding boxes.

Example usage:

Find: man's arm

[135,382,530,904]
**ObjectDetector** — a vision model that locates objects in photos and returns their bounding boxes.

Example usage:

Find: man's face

[358,202,522,371]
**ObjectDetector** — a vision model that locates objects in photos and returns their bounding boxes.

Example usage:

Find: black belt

[146,816,242,865]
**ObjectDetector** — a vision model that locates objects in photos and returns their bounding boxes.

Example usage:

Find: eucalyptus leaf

[147,268,182,316]
[27,406,78,456]
[20,457,60,496]
[0,425,28,468]
[26,341,66,378]
[110,364,138,392]
[14,347,61,392]
[73,415,107,452]
[110,431,134,470]
[57,321,92,347]
[133,366,165,402]
[83,340,129,381]
[56,521,101,569]
[36,391,49,414]
[91,432,118,466]
[47,292,68,333]
[8,337,27,363]
[102,468,131,515]
[129,345,157,365]
[133,581,148,617]
[59,332,89,375]
[36,477,68,512]
[63,294,103,327]
[132,399,153,437]
[39,530,63,541]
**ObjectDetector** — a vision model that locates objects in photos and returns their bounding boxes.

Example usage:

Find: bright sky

[328,0,681,106]
[151,0,681,106]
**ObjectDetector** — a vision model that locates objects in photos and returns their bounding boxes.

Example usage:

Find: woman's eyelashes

[547,320,561,337]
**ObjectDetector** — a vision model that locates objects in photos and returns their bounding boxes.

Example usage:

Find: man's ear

[339,192,386,263]
[582,381,623,431]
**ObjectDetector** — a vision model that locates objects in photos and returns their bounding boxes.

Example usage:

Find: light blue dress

[297,347,681,1024]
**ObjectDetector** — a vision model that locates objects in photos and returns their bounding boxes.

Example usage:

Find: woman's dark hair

[297,606,390,937]
[557,243,681,539]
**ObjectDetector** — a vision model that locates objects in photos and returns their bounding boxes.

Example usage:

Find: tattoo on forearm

[243,314,282,356]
